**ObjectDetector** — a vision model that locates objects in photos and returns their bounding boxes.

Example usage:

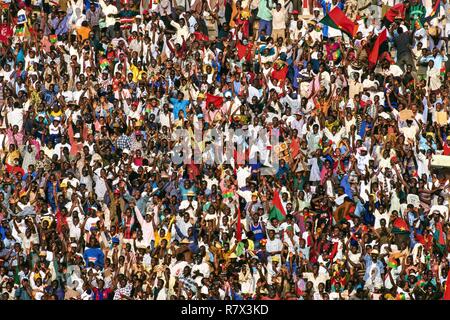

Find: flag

[223,190,234,198]
[205,93,223,109]
[0,24,13,45]
[332,48,342,62]
[49,34,57,44]
[15,23,30,38]
[391,217,410,234]
[15,25,25,37]
[434,222,446,253]
[441,63,446,77]
[444,268,450,300]
[382,3,405,26]
[269,190,286,222]
[99,58,110,70]
[425,0,441,23]
[395,293,406,300]
[236,205,242,242]
[193,31,209,42]
[319,7,359,38]
[387,257,398,269]
[368,28,388,67]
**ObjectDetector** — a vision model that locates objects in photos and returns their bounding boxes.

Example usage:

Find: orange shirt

[77,26,91,42]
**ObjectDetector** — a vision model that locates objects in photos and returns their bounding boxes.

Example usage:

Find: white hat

[122,149,130,154]
[74,133,81,139]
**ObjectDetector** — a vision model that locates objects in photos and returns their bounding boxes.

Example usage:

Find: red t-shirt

[443,142,450,156]
[0,24,13,45]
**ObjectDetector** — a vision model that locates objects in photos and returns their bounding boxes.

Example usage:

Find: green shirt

[257,0,273,21]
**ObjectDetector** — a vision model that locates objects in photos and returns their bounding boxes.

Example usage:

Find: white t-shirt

[272,8,287,30]
[266,238,283,262]
[6,108,24,131]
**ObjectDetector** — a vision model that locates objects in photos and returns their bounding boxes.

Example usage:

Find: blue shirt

[84,247,105,268]
[55,15,70,36]
[291,65,300,89]
[340,175,353,199]
[22,172,37,181]
[233,81,241,95]
[0,226,6,240]
[170,98,189,119]
[179,181,196,201]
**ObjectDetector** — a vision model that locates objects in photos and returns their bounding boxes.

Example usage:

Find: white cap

[74,133,81,139]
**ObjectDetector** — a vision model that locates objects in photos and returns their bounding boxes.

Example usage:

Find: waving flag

[368,28,388,67]
[205,93,224,109]
[434,221,446,253]
[319,7,358,38]
[382,3,405,26]
[269,190,286,222]
[425,0,441,22]
[193,31,209,42]
[392,217,410,235]
[222,189,235,199]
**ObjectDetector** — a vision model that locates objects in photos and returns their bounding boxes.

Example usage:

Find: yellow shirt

[50,110,63,118]
[129,64,140,83]
[154,216,175,247]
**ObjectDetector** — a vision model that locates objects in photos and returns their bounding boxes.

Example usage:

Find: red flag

[236,205,242,242]
[272,190,286,216]
[429,0,441,17]
[392,217,410,234]
[193,31,209,42]
[319,7,359,38]
[205,93,223,109]
[444,268,450,300]
[383,3,405,25]
[368,28,388,67]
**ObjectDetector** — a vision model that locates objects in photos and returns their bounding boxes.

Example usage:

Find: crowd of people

[0,0,450,300]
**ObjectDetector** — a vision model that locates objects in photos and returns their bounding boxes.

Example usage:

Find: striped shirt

[86,7,102,27]
[113,282,133,300]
